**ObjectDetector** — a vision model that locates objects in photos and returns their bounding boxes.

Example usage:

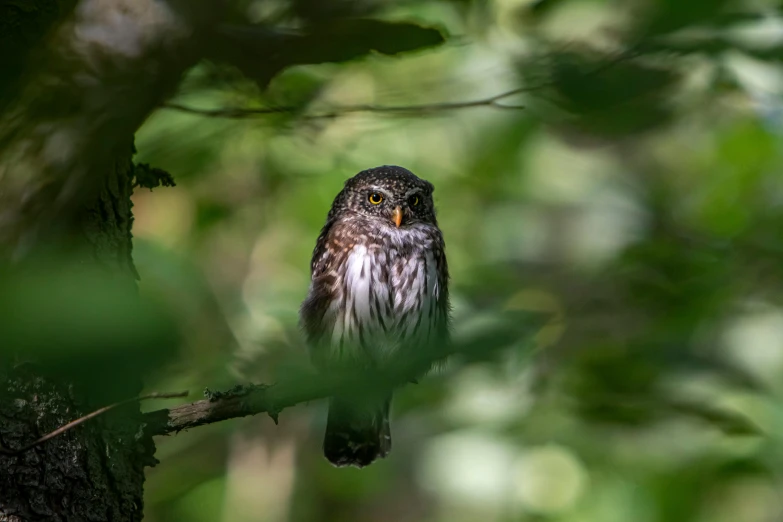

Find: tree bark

[0,1,224,514]
[0,147,154,521]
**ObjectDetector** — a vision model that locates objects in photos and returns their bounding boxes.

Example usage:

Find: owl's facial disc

[336,167,437,230]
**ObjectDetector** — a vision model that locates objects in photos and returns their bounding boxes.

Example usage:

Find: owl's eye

[368,192,383,205]
[408,195,420,207]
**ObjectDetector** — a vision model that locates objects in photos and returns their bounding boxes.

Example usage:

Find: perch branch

[144,313,543,436]
[0,391,189,456]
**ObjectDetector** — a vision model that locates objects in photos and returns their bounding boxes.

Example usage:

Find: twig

[0,391,189,456]
[144,312,545,436]
[161,86,532,120]
[160,45,647,122]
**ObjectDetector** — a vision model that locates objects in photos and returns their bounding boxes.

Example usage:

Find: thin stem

[161,86,533,120]
[0,391,189,456]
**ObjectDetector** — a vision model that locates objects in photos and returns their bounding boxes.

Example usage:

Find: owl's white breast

[329,242,439,362]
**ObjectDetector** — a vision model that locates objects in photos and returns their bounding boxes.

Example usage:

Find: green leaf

[206,20,445,90]
[290,19,446,63]
[669,399,762,436]
[527,49,678,139]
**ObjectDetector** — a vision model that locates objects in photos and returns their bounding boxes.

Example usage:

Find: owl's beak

[391,206,403,228]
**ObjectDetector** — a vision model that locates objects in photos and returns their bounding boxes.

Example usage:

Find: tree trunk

[0,147,152,521]
[0,2,222,518]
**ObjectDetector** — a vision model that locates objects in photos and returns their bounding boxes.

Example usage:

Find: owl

[300,165,450,467]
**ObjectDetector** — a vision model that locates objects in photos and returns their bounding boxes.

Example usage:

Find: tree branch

[161,87,531,120]
[144,312,544,436]
[0,391,189,455]
[160,47,645,122]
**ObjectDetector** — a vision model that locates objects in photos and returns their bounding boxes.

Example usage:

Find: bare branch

[0,391,189,456]
[144,371,411,435]
[161,87,532,120]
[159,47,645,122]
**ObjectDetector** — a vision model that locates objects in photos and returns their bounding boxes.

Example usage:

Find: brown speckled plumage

[300,165,450,467]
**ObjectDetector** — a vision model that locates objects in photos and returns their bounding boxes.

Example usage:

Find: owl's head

[329,166,437,229]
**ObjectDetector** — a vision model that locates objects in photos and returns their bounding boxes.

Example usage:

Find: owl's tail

[323,394,392,468]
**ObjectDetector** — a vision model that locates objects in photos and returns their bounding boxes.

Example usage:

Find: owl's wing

[434,245,451,344]
[429,239,451,361]
[300,224,340,367]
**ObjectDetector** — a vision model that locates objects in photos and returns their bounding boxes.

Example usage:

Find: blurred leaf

[290,0,382,22]
[694,120,775,237]
[638,0,735,35]
[266,68,328,111]
[669,398,762,435]
[548,50,678,138]
[528,0,566,16]
[208,20,445,89]
[0,260,179,398]
[194,200,234,230]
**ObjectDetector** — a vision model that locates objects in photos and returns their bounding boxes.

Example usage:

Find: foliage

[129,1,783,521]
[8,0,783,520]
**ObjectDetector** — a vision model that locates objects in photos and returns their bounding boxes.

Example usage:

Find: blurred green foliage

[0,260,180,399]
[25,0,783,520]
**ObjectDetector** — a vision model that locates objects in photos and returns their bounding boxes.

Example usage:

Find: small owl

[300,165,450,467]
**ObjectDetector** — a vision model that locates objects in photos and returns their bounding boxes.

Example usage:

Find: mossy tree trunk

[0,0,221,514]
[0,148,154,521]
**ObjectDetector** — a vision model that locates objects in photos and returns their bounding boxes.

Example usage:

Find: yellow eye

[368,192,383,205]
[409,195,419,206]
